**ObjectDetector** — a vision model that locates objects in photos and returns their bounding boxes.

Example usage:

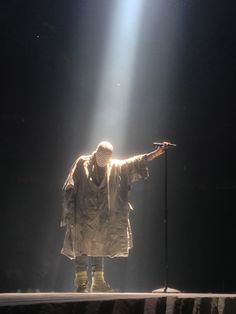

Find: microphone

[153,142,177,148]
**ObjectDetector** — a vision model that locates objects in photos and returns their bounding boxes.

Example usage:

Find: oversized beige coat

[61,153,149,259]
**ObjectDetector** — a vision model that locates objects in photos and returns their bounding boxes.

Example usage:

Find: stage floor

[0,292,235,306]
[0,292,236,304]
[0,292,236,313]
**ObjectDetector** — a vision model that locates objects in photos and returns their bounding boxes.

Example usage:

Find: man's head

[95,141,113,167]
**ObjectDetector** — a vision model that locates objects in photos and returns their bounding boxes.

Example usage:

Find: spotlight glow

[88,0,144,151]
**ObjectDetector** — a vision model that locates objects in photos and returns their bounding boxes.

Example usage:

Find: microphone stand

[152,143,180,293]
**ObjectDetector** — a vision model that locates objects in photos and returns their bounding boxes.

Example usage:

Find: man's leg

[90,257,114,292]
[74,255,89,292]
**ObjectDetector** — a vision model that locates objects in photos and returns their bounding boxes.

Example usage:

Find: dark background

[0,0,235,292]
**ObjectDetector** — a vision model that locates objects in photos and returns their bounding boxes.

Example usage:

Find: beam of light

[88,0,144,153]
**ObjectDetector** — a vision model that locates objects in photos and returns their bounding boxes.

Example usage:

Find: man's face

[95,149,112,167]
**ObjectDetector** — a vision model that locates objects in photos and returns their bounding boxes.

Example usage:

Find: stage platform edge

[1,292,236,313]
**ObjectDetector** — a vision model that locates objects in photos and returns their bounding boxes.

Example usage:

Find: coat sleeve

[60,158,80,227]
[120,154,149,184]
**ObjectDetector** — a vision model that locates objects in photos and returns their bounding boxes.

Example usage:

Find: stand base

[152,287,181,293]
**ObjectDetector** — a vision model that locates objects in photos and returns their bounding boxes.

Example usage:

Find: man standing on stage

[61,141,168,292]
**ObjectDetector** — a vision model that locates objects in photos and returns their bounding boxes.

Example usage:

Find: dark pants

[75,256,104,273]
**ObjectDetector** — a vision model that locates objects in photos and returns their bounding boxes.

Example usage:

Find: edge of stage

[1,292,236,313]
[0,292,236,306]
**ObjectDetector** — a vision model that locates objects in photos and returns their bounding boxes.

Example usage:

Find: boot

[90,271,115,292]
[74,271,89,293]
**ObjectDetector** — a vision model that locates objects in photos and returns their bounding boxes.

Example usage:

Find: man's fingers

[163,141,170,147]
[161,142,171,149]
